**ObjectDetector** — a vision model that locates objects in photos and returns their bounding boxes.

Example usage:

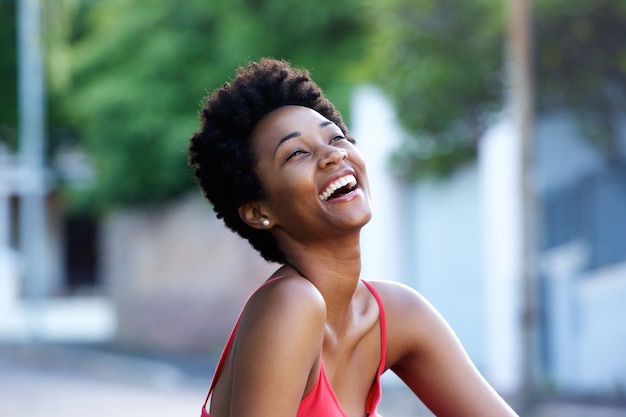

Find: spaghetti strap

[202,275,286,409]
[201,277,388,417]
[361,280,387,414]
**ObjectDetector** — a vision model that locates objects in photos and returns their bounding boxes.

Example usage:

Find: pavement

[1,343,625,417]
[0,343,207,417]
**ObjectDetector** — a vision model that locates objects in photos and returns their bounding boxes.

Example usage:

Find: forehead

[251,105,334,141]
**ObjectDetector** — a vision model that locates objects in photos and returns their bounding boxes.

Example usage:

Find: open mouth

[318,174,358,201]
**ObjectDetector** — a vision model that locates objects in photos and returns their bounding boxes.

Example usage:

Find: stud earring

[262,219,270,227]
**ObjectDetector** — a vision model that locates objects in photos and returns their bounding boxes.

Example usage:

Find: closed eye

[331,135,356,145]
[286,149,306,161]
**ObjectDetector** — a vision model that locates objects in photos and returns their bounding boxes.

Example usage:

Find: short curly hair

[188,58,349,263]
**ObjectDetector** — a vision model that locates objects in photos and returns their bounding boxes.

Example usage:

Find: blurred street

[2,2,625,417]
[0,344,207,417]
[1,343,625,417]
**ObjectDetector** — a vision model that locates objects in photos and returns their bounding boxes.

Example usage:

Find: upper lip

[318,169,358,201]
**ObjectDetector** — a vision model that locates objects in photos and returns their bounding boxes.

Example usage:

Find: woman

[189,58,518,417]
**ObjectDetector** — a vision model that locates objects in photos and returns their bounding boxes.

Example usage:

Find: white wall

[535,112,626,393]
[351,86,517,389]
[542,244,626,393]
[351,86,407,284]
[576,262,626,392]
[478,117,525,394]
[410,163,487,370]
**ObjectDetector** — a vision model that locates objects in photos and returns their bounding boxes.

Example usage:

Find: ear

[238,201,273,230]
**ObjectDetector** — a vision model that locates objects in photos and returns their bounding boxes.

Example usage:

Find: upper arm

[375,281,518,417]
[228,278,326,417]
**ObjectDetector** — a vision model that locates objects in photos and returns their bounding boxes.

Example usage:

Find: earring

[262,218,270,227]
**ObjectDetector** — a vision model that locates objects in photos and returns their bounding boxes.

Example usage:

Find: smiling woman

[243,104,372,245]
[188,58,519,417]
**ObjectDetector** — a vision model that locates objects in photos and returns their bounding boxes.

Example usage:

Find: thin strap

[202,277,388,413]
[202,275,285,408]
[361,280,387,414]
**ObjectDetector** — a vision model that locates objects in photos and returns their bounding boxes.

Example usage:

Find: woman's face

[248,105,372,242]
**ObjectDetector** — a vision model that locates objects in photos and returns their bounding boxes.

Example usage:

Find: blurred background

[1,0,625,416]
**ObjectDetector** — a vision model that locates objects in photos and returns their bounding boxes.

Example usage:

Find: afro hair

[188,58,349,263]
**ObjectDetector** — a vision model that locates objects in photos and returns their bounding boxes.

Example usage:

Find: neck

[282,232,361,278]
[280,234,362,327]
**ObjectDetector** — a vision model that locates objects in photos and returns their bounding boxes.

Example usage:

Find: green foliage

[365,0,504,180]
[36,0,626,207]
[369,0,626,180]
[0,0,18,148]
[534,0,626,161]
[51,0,369,210]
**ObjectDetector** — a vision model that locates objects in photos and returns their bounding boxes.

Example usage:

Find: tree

[49,0,370,210]
[41,0,626,208]
[0,0,18,148]
[367,0,626,179]
[534,0,626,163]
[364,0,504,179]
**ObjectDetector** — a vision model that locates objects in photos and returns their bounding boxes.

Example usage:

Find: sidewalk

[1,343,625,417]
[0,343,207,417]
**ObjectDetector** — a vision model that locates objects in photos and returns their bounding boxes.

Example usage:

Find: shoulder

[366,280,452,367]
[366,279,432,318]
[246,275,327,320]
[231,276,327,394]
[237,276,327,351]
[215,277,328,415]
[366,280,520,416]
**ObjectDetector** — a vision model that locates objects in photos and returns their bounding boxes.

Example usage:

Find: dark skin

[208,106,518,417]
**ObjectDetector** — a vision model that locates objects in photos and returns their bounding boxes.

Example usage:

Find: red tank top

[201,278,387,417]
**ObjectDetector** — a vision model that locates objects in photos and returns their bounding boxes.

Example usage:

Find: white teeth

[318,174,357,201]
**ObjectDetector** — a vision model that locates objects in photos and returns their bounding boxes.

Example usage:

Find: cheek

[252,162,276,197]
[265,172,314,208]
[352,153,370,184]
[353,148,368,166]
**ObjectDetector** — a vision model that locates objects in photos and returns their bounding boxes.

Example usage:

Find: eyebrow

[273,121,335,157]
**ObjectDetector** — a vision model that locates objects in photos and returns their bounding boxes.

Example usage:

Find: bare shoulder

[367,280,519,417]
[366,280,454,366]
[234,275,327,367]
[239,275,327,339]
[367,279,424,304]
[219,276,327,416]
[367,279,435,323]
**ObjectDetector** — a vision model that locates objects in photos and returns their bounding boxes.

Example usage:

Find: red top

[201,278,387,417]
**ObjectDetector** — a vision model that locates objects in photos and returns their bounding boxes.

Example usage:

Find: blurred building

[0,141,275,352]
[535,112,626,394]
[353,86,626,398]
[0,143,116,342]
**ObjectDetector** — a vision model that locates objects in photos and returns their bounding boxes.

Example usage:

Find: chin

[354,211,373,229]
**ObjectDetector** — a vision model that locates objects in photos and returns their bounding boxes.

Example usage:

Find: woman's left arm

[373,281,519,417]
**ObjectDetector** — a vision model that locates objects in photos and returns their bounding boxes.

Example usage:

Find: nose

[318,147,347,168]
